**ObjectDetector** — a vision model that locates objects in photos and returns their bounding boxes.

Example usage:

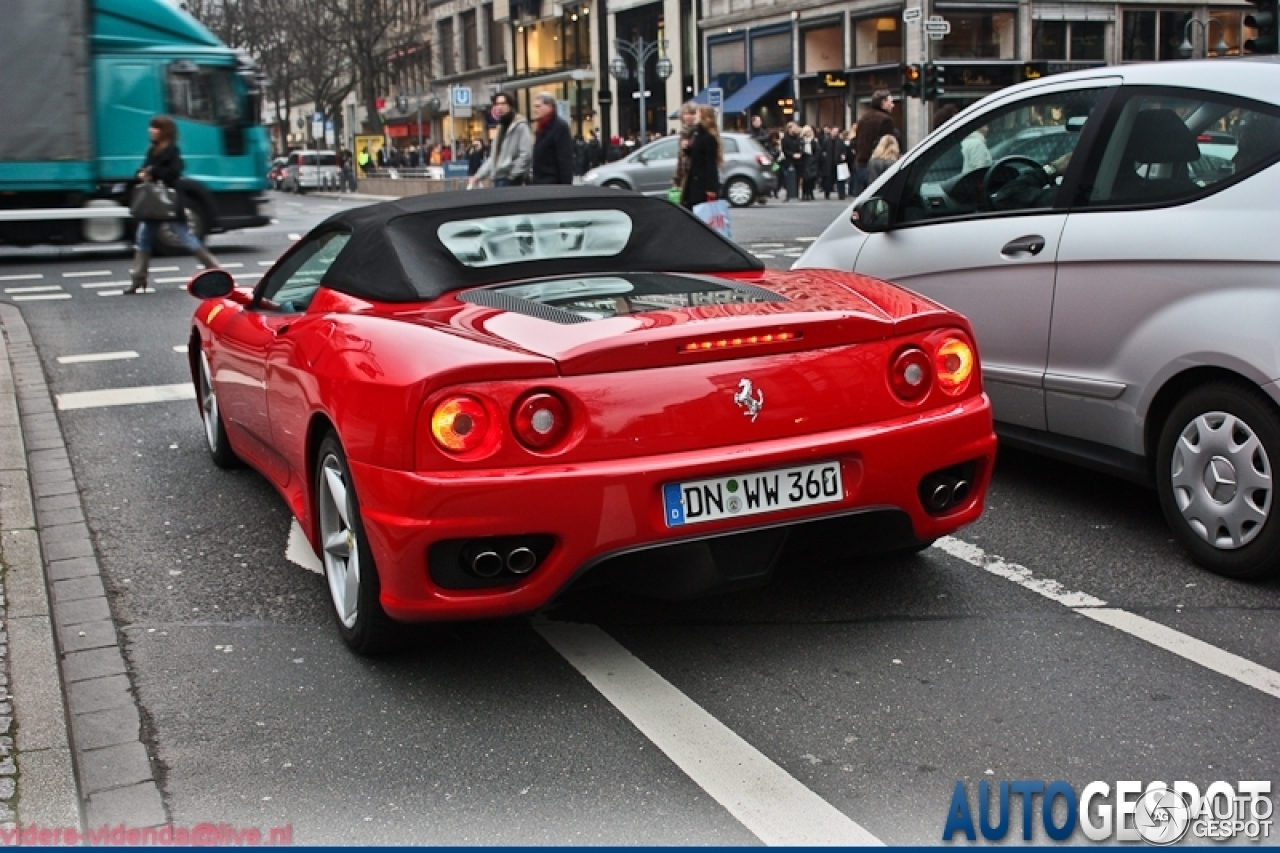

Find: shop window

[936,12,1016,60]
[803,25,843,73]
[1159,10,1194,60]
[853,16,903,66]
[1033,21,1067,60]
[1123,11,1156,60]
[1072,22,1106,60]
[751,31,792,75]
[485,5,506,65]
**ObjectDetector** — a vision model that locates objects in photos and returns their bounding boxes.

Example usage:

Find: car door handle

[1001,235,1046,257]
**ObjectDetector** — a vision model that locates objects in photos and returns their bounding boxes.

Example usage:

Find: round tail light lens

[935,337,976,395]
[890,347,932,401]
[431,395,490,453]
[513,391,570,450]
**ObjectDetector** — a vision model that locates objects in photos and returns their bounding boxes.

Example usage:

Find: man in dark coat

[530,93,575,185]
[853,89,898,194]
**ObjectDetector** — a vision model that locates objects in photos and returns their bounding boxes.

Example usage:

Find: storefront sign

[850,66,905,96]
[822,72,848,88]
[936,63,1020,90]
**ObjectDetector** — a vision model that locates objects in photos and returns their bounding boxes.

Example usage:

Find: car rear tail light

[512,391,570,450]
[890,347,932,401]
[682,331,799,353]
[1196,133,1212,143]
[431,395,491,453]
[935,336,976,395]
[756,154,772,167]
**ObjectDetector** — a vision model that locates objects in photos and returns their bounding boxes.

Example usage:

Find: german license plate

[662,461,843,527]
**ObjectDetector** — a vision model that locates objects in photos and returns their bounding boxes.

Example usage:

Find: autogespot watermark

[943,780,1274,844]
[0,823,293,847]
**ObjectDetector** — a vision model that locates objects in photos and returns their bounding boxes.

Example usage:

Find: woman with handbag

[128,115,219,294]
[681,106,722,211]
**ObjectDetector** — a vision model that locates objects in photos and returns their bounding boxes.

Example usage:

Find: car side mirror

[851,197,891,233]
[188,269,234,299]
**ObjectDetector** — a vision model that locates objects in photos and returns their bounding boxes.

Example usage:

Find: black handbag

[129,182,179,221]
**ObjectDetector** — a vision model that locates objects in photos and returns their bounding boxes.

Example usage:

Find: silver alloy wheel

[318,453,361,629]
[198,352,219,454]
[725,178,754,207]
[1169,410,1273,549]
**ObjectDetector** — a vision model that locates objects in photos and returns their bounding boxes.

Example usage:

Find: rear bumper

[348,394,996,622]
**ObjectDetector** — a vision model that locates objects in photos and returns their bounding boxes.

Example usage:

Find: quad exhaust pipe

[919,462,978,515]
[466,541,543,578]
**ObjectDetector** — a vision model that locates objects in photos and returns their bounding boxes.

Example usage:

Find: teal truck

[0,0,271,250]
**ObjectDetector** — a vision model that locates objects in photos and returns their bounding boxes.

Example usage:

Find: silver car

[282,149,342,193]
[798,58,1280,580]
[581,132,778,208]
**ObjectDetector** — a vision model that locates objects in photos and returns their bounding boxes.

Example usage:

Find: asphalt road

[2,192,1276,844]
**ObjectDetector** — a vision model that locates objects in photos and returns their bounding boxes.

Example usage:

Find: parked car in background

[185,187,995,653]
[799,58,1280,580]
[267,156,288,191]
[581,132,778,208]
[282,150,341,193]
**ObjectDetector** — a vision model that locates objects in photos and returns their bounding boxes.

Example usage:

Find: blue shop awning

[721,72,790,114]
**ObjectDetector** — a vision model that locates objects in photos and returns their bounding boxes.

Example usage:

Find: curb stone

[0,302,166,829]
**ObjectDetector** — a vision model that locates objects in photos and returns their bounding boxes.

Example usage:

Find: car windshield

[437,210,633,268]
[302,153,337,166]
[490,273,783,320]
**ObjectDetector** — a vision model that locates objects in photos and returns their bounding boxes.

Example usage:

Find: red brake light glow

[512,391,570,450]
[682,331,798,353]
[935,337,975,394]
[890,347,932,401]
[431,395,490,453]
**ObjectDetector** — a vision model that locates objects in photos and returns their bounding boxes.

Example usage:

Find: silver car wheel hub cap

[727,182,752,205]
[1171,411,1272,550]
[319,455,361,628]
[199,354,218,452]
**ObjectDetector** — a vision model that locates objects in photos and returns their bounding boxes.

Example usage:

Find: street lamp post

[608,36,673,141]
[1180,16,1232,57]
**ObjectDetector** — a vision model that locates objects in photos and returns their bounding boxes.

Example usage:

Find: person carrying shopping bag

[681,106,722,210]
[127,115,219,294]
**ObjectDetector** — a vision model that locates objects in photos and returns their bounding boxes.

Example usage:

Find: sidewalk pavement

[0,302,165,830]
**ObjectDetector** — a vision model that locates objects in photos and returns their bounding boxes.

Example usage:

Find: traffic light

[902,64,923,99]
[1245,0,1279,53]
[922,63,946,100]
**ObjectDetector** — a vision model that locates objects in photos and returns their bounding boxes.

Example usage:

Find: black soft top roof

[315,186,763,303]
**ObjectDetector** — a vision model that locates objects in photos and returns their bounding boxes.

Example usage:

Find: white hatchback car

[798,58,1280,579]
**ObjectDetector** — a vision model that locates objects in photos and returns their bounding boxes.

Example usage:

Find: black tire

[315,433,401,654]
[195,349,240,469]
[602,180,629,191]
[1156,382,1280,580]
[723,176,756,208]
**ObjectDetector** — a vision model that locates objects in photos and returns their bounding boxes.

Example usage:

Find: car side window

[1078,89,1280,207]
[722,138,739,154]
[256,231,351,313]
[900,88,1104,224]
[643,138,678,160]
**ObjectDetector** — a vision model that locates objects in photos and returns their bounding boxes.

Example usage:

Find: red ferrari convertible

[187,187,996,653]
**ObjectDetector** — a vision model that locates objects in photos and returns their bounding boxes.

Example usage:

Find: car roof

[997,56,1280,106]
[317,186,763,303]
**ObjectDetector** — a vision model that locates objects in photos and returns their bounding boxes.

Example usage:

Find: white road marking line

[795,237,817,242]
[4,285,63,294]
[57,351,139,365]
[61,270,110,278]
[150,266,180,273]
[97,290,126,297]
[154,276,191,284]
[173,345,188,354]
[0,274,43,282]
[258,261,274,267]
[933,536,1280,699]
[81,281,129,289]
[56,383,194,410]
[218,263,244,269]
[537,622,884,846]
[285,519,323,575]
[11,293,72,302]
[287,233,302,240]
[754,253,776,259]
[748,243,784,248]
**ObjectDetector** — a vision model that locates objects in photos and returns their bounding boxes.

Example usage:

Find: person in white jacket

[468,92,533,187]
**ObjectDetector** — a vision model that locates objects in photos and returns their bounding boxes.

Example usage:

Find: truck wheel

[1156,382,1280,580]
